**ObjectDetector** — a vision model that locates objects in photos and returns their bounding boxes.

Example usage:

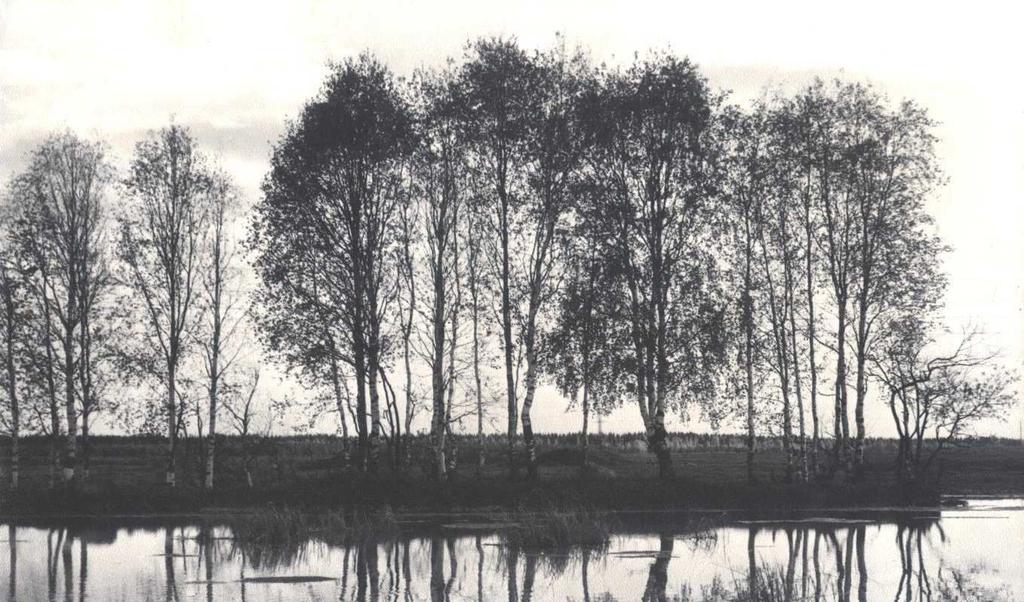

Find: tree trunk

[352,316,369,471]
[78,306,93,482]
[81,412,90,480]
[165,359,177,487]
[521,319,539,479]
[328,343,351,467]
[445,232,461,477]
[205,244,224,491]
[494,180,519,481]
[652,233,674,480]
[473,305,484,474]
[743,213,756,484]
[430,262,448,483]
[63,328,77,486]
[646,407,673,480]
[49,431,57,490]
[580,382,590,472]
[367,337,382,473]
[205,367,218,490]
[402,304,413,467]
[788,304,807,482]
[853,294,869,478]
[803,202,820,477]
[429,227,450,483]
[500,226,517,480]
[834,299,849,468]
[40,285,61,489]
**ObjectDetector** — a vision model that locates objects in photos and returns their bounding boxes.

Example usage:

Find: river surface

[1,498,1022,601]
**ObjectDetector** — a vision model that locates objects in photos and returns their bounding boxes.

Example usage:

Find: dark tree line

[0,37,1016,491]
[247,40,1015,485]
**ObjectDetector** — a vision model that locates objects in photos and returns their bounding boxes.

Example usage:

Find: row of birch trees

[2,37,1015,489]
[0,127,257,490]
[249,37,1015,485]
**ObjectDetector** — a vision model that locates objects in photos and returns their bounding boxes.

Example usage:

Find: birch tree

[253,55,414,472]
[516,43,588,478]
[13,133,113,485]
[120,124,211,487]
[0,237,31,490]
[584,53,728,478]
[843,90,944,476]
[873,317,1017,484]
[410,67,466,482]
[198,171,246,489]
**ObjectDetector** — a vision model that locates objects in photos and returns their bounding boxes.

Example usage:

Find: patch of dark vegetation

[224,504,399,569]
[501,506,613,548]
[229,504,399,546]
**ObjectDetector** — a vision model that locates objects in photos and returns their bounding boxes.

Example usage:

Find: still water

[1,499,1022,601]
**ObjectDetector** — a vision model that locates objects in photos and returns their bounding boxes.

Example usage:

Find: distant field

[0,433,1022,513]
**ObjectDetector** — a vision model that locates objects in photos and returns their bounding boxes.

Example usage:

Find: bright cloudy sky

[1,0,1021,437]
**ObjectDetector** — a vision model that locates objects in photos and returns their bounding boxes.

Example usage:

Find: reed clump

[503,506,613,548]
[230,504,399,547]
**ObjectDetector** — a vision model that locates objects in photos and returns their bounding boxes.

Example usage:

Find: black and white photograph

[0,1,1022,599]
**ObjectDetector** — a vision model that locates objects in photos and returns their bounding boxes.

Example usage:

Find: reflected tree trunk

[582,548,591,602]
[916,528,931,601]
[384,542,393,596]
[430,537,445,602]
[812,531,821,602]
[506,545,519,602]
[203,529,213,602]
[382,539,398,600]
[7,525,15,602]
[476,535,484,602]
[842,529,854,602]
[62,531,73,602]
[48,529,58,602]
[339,546,350,600]
[521,553,537,602]
[747,528,758,599]
[800,528,809,601]
[357,542,368,602]
[445,537,457,599]
[403,541,412,602]
[855,526,866,602]
[897,528,913,602]
[239,545,247,602]
[826,531,843,601]
[367,542,380,601]
[79,536,88,602]
[784,529,797,600]
[164,529,177,602]
[642,534,674,602]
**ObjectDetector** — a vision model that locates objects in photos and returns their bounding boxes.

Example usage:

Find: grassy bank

[0,433,1021,515]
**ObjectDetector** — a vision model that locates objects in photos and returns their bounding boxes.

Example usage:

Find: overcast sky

[1,0,1021,438]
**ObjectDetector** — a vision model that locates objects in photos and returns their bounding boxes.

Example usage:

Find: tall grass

[230,504,399,546]
[502,506,613,548]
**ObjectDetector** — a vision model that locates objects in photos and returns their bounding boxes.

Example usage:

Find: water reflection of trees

[7,519,1016,602]
[332,532,604,602]
[716,523,874,602]
[667,518,1011,602]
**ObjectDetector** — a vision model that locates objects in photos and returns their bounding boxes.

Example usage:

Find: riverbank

[1,435,1021,516]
